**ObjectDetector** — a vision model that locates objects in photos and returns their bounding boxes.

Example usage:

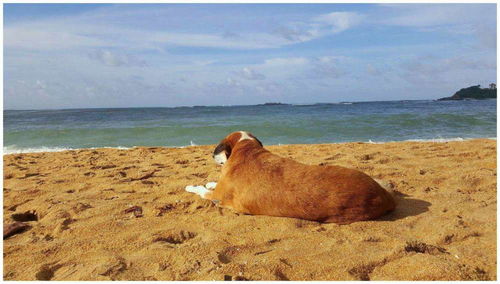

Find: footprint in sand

[191,172,208,179]
[155,204,176,216]
[41,210,75,232]
[11,210,38,222]
[151,163,166,168]
[152,230,197,245]
[21,173,41,179]
[35,263,63,280]
[53,218,75,233]
[7,199,33,212]
[94,256,128,278]
[72,202,93,213]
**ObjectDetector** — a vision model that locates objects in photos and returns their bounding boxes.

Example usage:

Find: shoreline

[3,137,497,155]
[3,139,497,280]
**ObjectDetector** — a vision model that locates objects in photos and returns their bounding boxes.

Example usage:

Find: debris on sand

[124,206,143,218]
[156,204,175,217]
[4,222,31,239]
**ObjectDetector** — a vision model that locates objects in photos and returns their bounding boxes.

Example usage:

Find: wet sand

[3,139,496,280]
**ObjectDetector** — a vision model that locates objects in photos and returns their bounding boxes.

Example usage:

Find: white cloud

[4,8,365,52]
[313,12,364,33]
[149,31,287,49]
[225,77,242,87]
[377,4,496,49]
[88,49,147,67]
[380,5,458,27]
[4,22,161,51]
[366,64,382,76]
[263,57,309,67]
[308,56,349,79]
[236,67,266,80]
[192,60,217,66]
[273,11,363,43]
[272,25,315,42]
[244,55,350,83]
[4,26,106,50]
[35,80,47,90]
[399,54,496,86]
[401,55,496,75]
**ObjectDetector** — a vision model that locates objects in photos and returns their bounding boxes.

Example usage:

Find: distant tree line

[438,84,497,100]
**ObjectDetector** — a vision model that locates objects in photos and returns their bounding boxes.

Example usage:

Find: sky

[3,3,497,109]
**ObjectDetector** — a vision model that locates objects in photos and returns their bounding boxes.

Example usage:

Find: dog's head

[213,131,263,165]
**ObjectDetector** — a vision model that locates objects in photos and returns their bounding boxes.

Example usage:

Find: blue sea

[3,100,497,154]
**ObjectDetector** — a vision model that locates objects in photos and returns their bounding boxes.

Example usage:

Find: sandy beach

[3,139,496,280]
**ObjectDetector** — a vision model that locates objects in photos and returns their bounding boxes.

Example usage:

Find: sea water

[3,99,497,154]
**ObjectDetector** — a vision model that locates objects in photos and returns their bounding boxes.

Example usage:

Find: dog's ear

[248,133,263,147]
[213,142,230,156]
[213,142,231,165]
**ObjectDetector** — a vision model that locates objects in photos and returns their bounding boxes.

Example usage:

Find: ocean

[3,99,497,154]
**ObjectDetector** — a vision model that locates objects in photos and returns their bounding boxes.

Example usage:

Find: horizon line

[4,97,471,111]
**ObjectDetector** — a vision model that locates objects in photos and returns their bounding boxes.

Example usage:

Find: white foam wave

[405,137,465,143]
[367,137,496,144]
[4,137,495,154]
[3,145,131,155]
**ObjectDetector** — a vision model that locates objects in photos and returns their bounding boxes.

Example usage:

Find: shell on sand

[3,139,496,280]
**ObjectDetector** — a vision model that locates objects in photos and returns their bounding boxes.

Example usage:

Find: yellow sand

[3,139,496,280]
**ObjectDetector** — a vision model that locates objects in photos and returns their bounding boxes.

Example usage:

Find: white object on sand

[185,181,217,198]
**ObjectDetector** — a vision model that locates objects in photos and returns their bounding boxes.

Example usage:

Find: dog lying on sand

[186,131,396,224]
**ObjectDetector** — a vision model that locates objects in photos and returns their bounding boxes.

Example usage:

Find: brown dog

[185,131,396,224]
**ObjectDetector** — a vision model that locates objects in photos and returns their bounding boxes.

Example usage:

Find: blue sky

[4,3,497,109]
